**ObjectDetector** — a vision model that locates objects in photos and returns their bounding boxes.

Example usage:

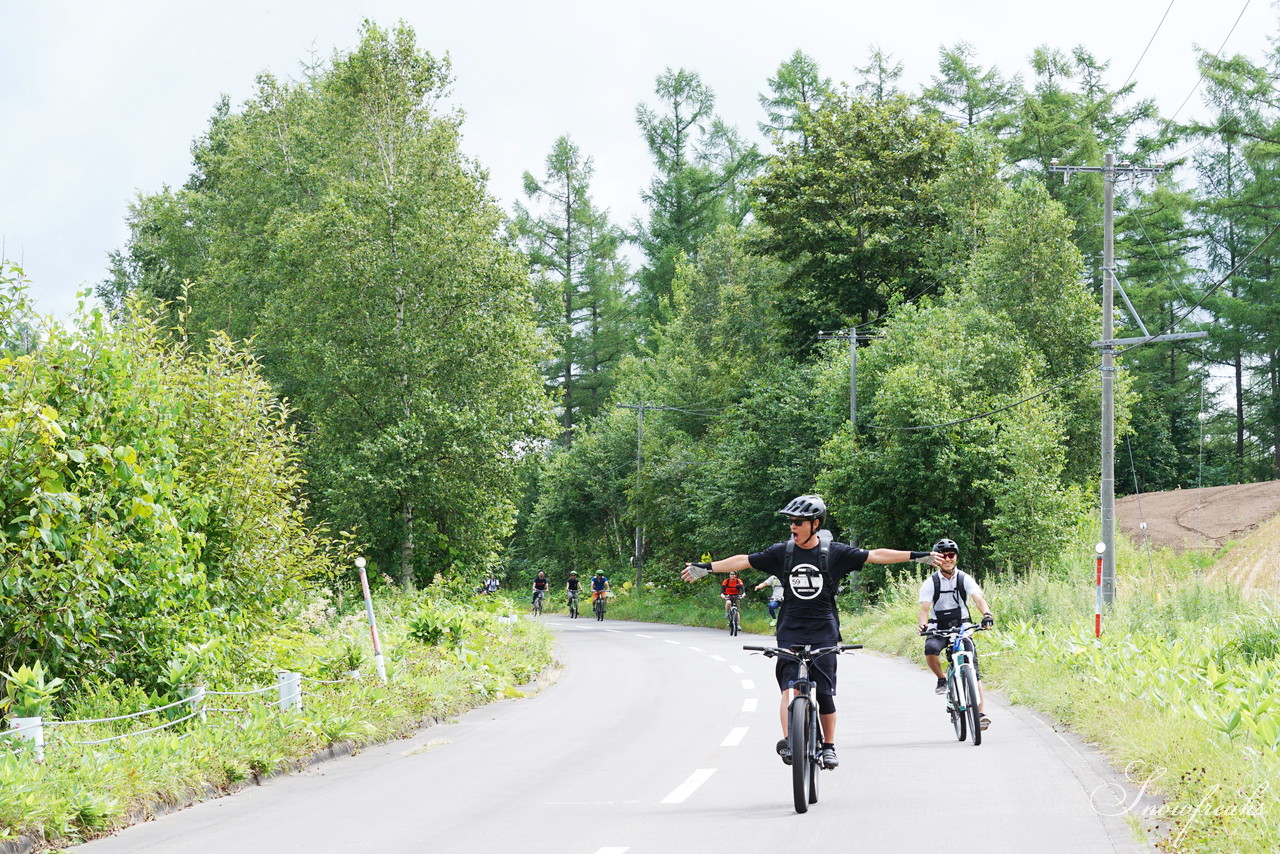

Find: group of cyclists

[682,493,994,770]
[528,569,610,619]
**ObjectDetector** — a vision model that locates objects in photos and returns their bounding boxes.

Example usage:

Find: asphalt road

[74,617,1151,854]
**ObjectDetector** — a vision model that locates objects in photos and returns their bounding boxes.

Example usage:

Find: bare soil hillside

[1116,480,1280,597]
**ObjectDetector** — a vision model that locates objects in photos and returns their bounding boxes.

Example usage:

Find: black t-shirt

[748,541,868,642]
[566,578,580,592]
[533,576,549,591]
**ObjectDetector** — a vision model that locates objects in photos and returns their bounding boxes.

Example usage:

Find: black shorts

[774,637,838,696]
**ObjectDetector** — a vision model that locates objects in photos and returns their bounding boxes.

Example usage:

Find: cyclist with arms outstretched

[682,494,938,770]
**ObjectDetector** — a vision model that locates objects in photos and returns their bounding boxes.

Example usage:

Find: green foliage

[752,93,957,347]
[0,296,340,687]
[105,21,556,587]
[2,661,65,718]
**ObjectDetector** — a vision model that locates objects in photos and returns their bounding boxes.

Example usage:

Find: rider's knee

[817,692,836,715]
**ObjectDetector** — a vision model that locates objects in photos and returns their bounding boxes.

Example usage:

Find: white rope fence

[4,670,361,760]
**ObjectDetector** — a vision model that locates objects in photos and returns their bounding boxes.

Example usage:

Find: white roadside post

[9,716,44,761]
[356,557,388,684]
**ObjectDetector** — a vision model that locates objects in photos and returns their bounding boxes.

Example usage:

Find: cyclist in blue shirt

[682,494,937,770]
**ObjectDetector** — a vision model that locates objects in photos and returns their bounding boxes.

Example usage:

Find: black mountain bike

[923,624,986,746]
[743,643,861,813]
[726,594,742,636]
[567,591,579,619]
[531,590,545,616]
[592,593,607,621]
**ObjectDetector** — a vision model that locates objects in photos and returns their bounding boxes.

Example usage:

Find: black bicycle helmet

[777,494,827,521]
[933,538,959,554]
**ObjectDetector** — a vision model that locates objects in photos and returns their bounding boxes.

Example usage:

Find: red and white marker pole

[1094,542,1106,638]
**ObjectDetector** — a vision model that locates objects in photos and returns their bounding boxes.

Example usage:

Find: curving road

[75,618,1151,854]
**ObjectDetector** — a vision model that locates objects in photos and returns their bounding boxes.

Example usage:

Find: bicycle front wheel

[948,673,967,742]
[962,665,982,746]
[729,607,740,636]
[789,697,811,814]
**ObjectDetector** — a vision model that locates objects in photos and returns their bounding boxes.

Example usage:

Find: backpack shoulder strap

[956,571,967,603]
[819,537,830,574]
[931,571,942,604]
[783,539,795,574]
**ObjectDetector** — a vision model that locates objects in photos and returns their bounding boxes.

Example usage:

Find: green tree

[853,46,905,103]
[634,68,761,330]
[758,50,833,154]
[752,94,956,347]
[921,42,1021,130]
[514,136,636,443]
[104,21,556,586]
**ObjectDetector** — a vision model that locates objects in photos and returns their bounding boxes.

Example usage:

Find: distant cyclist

[916,538,994,730]
[721,570,746,619]
[682,494,937,770]
[754,573,784,627]
[590,570,610,608]
[532,571,549,609]
[566,571,580,597]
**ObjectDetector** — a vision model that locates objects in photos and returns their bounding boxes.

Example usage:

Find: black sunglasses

[938,551,958,559]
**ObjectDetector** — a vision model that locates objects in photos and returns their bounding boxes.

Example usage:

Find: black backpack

[930,570,968,628]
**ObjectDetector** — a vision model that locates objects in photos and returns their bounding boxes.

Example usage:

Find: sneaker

[776,738,792,766]
[979,713,991,730]
[820,746,839,769]
[935,677,947,695]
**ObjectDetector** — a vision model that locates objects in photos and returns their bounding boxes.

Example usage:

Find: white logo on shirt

[788,562,824,600]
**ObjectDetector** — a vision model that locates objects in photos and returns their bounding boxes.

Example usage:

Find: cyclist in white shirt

[754,574,784,627]
[916,538,994,729]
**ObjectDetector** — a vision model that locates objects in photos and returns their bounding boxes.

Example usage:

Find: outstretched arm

[866,548,938,565]
[682,553,752,582]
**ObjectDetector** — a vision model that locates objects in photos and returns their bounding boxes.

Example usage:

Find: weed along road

[74,619,1150,854]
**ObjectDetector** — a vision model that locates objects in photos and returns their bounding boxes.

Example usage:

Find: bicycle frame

[924,624,986,746]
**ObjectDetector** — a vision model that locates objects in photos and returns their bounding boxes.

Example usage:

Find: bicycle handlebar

[742,643,862,659]
[920,624,989,639]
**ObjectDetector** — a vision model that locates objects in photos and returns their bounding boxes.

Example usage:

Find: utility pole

[817,328,882,436]
[1049,152,1203,608]
[617,402,645,588]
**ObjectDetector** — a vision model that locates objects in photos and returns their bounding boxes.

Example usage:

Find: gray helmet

[778,494,826,521]
[933,538,959,554]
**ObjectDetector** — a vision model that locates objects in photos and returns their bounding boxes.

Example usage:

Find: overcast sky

[3,0,1276,322]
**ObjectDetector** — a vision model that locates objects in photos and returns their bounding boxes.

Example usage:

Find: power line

[1118,0,1178,95]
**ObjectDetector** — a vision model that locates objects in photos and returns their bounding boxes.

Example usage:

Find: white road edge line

[661,769,716,804]
[595,848,630,854]
[721,727,749,747]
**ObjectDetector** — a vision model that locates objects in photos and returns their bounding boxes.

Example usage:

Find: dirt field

[1116,480,1280,597]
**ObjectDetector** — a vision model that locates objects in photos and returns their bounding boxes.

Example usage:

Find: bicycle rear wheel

[948,672,966,742]
[569,598,578,618]
[729,607,740,636]
[789,697,811,813]
[962,665,982,746]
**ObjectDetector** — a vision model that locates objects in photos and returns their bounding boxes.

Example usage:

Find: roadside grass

[0,588,553,849]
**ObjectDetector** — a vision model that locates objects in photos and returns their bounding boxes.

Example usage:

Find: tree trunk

[400,497,415,589]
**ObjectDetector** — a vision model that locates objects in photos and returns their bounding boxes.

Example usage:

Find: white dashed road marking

[660,769,716,804]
